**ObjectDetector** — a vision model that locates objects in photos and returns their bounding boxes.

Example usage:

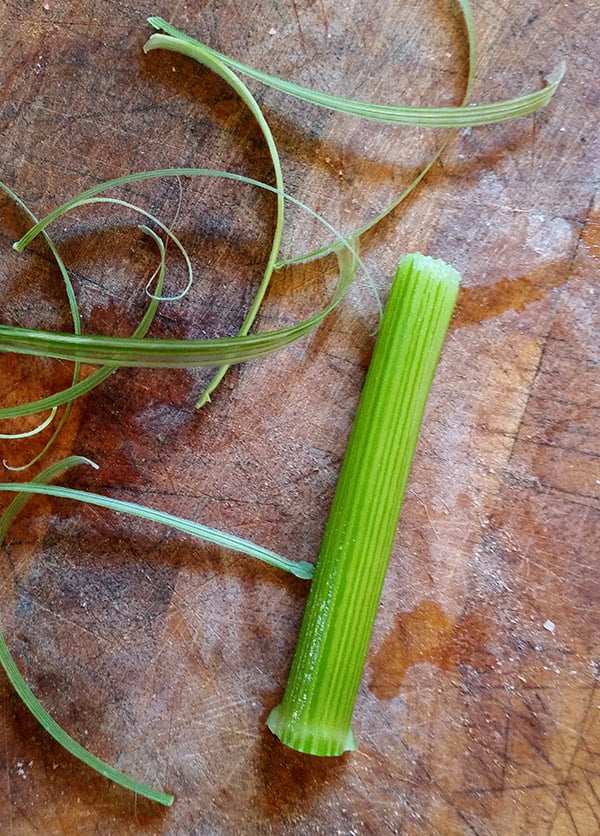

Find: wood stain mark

[581,210,600,259]
[369,599,495,700]
[452,262,572,328]
[253,688,349,820]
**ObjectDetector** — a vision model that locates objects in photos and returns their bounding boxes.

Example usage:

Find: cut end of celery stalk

[266,703,357,756]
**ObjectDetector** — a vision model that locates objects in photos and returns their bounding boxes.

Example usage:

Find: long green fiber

[0,457,174,805]
[0,480,313,579]
[0,452,312,806]
[148,16,564,128]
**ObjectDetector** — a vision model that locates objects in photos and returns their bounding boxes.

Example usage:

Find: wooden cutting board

[0,1,598,833]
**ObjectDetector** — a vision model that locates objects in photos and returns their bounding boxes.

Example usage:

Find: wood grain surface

[0,1,598,833]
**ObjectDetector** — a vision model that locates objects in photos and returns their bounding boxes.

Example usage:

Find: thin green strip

[3,170,361,368]
[0,634,174,805]
[142,31,287,406]
[0,456,174,805]
[0,408,57,440]
[0,182,84,467]
[0,481,314,579]
[148,16,564,127]
[0,189,169,468]
[0,226,167,422]
[276,0,478,268]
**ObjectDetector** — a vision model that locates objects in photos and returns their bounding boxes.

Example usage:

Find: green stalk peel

[0,454,311,808]
[0,457,175,805]
[147,17,564,128]
[266,253,460,756]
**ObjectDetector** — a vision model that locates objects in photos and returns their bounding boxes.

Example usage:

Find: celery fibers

[266,253,460,755]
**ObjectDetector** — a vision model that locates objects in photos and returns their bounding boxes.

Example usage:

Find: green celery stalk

[266,253,460,755]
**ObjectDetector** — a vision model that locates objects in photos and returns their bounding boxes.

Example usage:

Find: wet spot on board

[369,599,495,700]
[452,262,572,327]
[250,688,350,821]
[581,209,600,258]
[526,213,575,259]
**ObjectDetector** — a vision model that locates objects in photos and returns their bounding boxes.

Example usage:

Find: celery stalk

[266,253,460,755]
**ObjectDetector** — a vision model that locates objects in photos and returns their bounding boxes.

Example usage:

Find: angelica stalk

[266,253,460,755]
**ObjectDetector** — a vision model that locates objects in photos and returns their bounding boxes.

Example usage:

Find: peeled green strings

[1,0,564,422]
[0,456,174,806]
[147,14,563,127]
[0,407,57,441]
[0,1,565,805]
[3,169,362,368]
[0,454,311,805]
[143,0,478,370]
[0,183,172,463]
